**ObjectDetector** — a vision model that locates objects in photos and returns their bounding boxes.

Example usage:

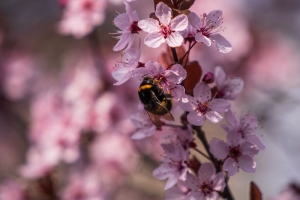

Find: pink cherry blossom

[222,110,266,150]
[165,181,190,200]
[160,125,195,152]
[153,143,189,190]
[134,60,186,101]
[179,13,197,43]
[180,82,230,126]
[58,0,106,38]
[130,108,157,139]
[184,163,225,200]
[215,66,244,100]
[112,39,141,85]
[113,1,141,51]
[188,11,232,53]
[138,2,188,48]
[210,133,259,176]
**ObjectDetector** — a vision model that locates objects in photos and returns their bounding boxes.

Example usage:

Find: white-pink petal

[209,138,228,159]
[197,162,215,179]
[155,2,172,25]
[224,110,240,130]
[244,134,266,150]
[238,155,256,173]
[210,34,232,53]
[114,13,130,30]
[209,99,230,112]
[171,14,188,31]
[187,111,205,126]
[188,12,201,29]
[223,157,238,176]
[195,33,211,46]
[165,173,180,190]
[138,18,160,33]
[206,10,223,26]
[144,32,165,48]
[205,111,223,124]
[193,82,211,103]
[214,66,226,88]
[165,32,184,47]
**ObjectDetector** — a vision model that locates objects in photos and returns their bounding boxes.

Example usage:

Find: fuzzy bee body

[138,77,174,128]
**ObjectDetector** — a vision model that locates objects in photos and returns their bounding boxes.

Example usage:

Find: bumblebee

[138,77,174,128]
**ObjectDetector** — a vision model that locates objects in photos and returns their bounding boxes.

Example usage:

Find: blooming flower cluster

[111,1,266,199]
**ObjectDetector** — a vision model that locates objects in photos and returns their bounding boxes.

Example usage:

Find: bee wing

[161,112,174,121]
[146,111,163,128]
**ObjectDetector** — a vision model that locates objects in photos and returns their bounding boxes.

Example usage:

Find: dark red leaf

[178,0,195,10]
[154,0,174,9]
[183,61,202,95]
[250,182,262,200]
[189,156,201,174]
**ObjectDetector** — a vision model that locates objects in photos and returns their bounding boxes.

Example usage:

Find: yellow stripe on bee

[161,100,168,107]
[138,84,152,92]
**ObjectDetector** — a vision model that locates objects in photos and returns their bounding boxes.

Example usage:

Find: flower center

[160,25,172,38]
[199,182,213,196]
[130,21,142,34]
[196,101,210,114]
[229,146,241,161]
[198,12,224,37]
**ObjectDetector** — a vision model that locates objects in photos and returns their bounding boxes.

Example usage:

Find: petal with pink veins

[138,19,160,33]
[155,2,172,25]
[210,34,232,53]
[166,32,184,47]
[171,14,188,31]
[144,32,165,48]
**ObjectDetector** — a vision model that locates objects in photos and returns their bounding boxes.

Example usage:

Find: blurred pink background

[0,0,300,199]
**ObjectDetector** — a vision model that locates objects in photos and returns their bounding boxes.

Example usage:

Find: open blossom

[215,66,244,100]
[210,133,259,176]
[180,82,230,126]
[222,110,266,150]
[160,125,195,152]
[130,108,156,139]
[184,163,225,200]
[153,143,189,190]
[113,1,141,51]
[134,60,186,101]
[58,0,106,38]
[179,13,197,43]
[138,2,188,48]
[165,181,190,200]
[112,39,141,85]
[188,11,232,53]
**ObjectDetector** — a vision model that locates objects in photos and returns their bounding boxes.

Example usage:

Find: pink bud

[202,72,214,84]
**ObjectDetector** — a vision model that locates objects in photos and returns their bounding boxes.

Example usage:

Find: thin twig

[193,148,211,160]
[193,125,235,200]
[179,41,197,63]
[171,47,179,63]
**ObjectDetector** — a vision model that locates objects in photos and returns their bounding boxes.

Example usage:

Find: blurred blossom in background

[0,0,300,199]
